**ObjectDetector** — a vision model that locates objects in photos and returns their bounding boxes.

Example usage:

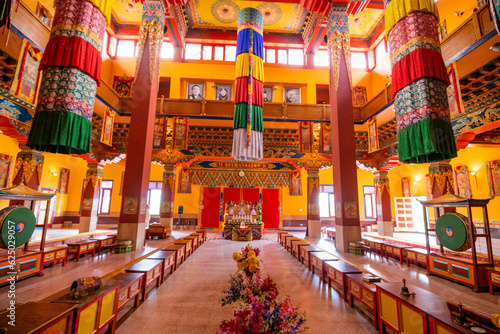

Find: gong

[435,212,472,252]
[0,205,36,249]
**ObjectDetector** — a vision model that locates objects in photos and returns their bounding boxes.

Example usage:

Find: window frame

[363,185,377,219]
[98,180,113,215]
[147,181,163,216]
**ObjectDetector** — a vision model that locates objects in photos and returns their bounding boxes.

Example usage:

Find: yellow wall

[282,168,308,217]
[437,0,480,35]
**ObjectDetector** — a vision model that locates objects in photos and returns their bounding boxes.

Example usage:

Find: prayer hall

[1,0,500,332]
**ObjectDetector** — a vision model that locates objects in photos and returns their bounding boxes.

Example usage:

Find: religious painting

[320,123,331,154]
[122,197,138,214]
[82,198,92,211]
[172,117,189,150]
[263,86,274,102]
[58,168,70,194]
[153,117,166,149]
[215,83,232,101]
[447,62,464,120]
[352,86,367,107]
[186,82,205,100]
[401,177,411,197]
[178,168,191,193]
[101,107,114,146]
[11,39,42,105]
[335,202,342,218]
[299,121,313,153]
[344,202,357,219]
[438,19,447,40]
[36,2,53,27]
[486,160,500,196]
[454,165,472,198]
[284,87,301,103]
[160,200,172,214]
[289,171,302,196]
[113,75,134,97]
[368,117,379,153]
[0,154,11,188]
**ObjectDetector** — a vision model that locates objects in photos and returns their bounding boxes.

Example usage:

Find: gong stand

[420,193,493,292]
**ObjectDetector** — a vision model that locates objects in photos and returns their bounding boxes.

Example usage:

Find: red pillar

[80,163,103,233]
[304,52,315,69]
[117,0,165,250]
[306,167,321,237]
[374,171,393,237]
[173,46,184,62]
[327,6,362,252]
[159,163,176,234]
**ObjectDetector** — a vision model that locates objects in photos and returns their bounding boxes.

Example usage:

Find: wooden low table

[174,238,193,258]
[91,235,116,256]
[183,236,199,251]
[147,250,177,282]
[291,240,309,259]
[66,239,96,262]
[0,302,75,334]
[299,245,322,267]
[146,224,169,239]
[324,261,362,302]
[347,273,379,330]
[310,251,339,282]
[163,244,186,270]
[285,237,302,253]
[279,234,293,247]
[486,267,500,295]
[383,242,411,265]
[112,272,144,311]
[196,229,207,242]
[277,230,289,243]
[125,259,163,301]
[190,233,203,248]
[363,237,384,257]
[42,245,68,267]
[405,247,429,268]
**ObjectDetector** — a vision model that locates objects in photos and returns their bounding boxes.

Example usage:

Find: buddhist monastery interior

[1,0,500,332]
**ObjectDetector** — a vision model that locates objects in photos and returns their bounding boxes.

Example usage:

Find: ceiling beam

[166,17,184,48]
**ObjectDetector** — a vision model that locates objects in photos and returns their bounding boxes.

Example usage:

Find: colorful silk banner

[101,107,114,146]
[113,75,134,97]
[172,117,189,150]
[352,86,367,107]
[447,62,464,120]
[320,123,331,154]
[27,0,107,154]
[385,0,457,163]
[232,8,264,161]
[299,121,313,153]
[11,40,43,106]
[368,117,379,153]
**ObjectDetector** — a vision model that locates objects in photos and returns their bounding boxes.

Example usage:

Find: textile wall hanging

[454,165,472,198]
[177,168,191,193]
[447,62,464,120]
[320,123,331,154]
[232,8,264,161]
[191,169,290,188]
[113,75,134,97]
[58,167,70,194]
[486,159,500,196]
[11,39,43,105]
[172,117,189,150]
[299,121,314,153]
[490,0,500,34]
[290,170,302,196]
[368,117,379,153]
[100,107,114,146]
[352,86,367,107]
[385,0,457,163]
[27,0,109,154]
[401,177,411,197]
[0,154,12,188]
[153,117,166,149]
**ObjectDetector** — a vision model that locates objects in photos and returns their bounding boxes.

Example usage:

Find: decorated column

[306,167,321,237]
[232,8,264,161]
[159,163,176,233]
[27,0,109,154]
[117,0,165,250]
[80,162,103,233]
[11,144,44,190]
[327,6,362,252]
[427,160,455,226]
[385,0,457,163]
[374,171,393,237]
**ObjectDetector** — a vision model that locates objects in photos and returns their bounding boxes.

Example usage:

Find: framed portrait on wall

[58,168,70,194]
[215,83,232,101]
[284,86,301,103]
[186,82,205,100]
[263,86,273,102]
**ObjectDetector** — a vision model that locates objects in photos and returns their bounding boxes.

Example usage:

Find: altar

[223,201,262,240]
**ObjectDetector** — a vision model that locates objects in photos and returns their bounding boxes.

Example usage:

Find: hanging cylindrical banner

[232,7,264,161]
[27,0,108,154]
[385,0,457,163]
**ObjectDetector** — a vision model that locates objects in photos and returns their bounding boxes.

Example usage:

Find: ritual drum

[0,206,36,249]
[436,212,473,252]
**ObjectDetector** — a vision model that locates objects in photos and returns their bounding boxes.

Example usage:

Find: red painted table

[324,260,362,302]
[125,259,163,301]
[291,240,309,259]
[285,237,302,253]
[309,251,339,282]
[486,267,500,295]
[91,235,116,256]
[112,272,144,311]
[347,273,379,330]
[299,245,322,267]
[66,240,96,262]
[163,244,186,270]
[405,247,429,269]
[383,242,411,265]
[147,250,176,282]
[174,238,193,258]
[43,245,68,267]
[280,234,293,247]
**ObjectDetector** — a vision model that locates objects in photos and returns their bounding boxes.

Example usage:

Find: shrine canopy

[418,192,491,206]
[0,184,54,201]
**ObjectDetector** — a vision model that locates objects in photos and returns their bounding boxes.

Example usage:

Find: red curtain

[201,187,221,228]
[242,188,259,203]
[223,187,240,217]
[262,188,279,229]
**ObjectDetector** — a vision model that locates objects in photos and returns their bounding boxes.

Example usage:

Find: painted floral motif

[256,2,282,26]
[211,0,240,24]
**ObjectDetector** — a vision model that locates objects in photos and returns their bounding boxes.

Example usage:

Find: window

[363,186,377,219]
[161,42,174,59]
[288,49,304,65]
[277,49,287,64]
[147,181,163,216]
[314,50,329,67]
[185,43,202,60]
[214,46,224,61]
[266,49,276,63]
[225,45,236,61]
[351,52,367,69]
[375,40,387,65]
[319,185,335,218]
[108,37,117,57]
[102,32,108,56]
[116,40,135,57]
[99,180,113,214]
[202,45,212,60]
